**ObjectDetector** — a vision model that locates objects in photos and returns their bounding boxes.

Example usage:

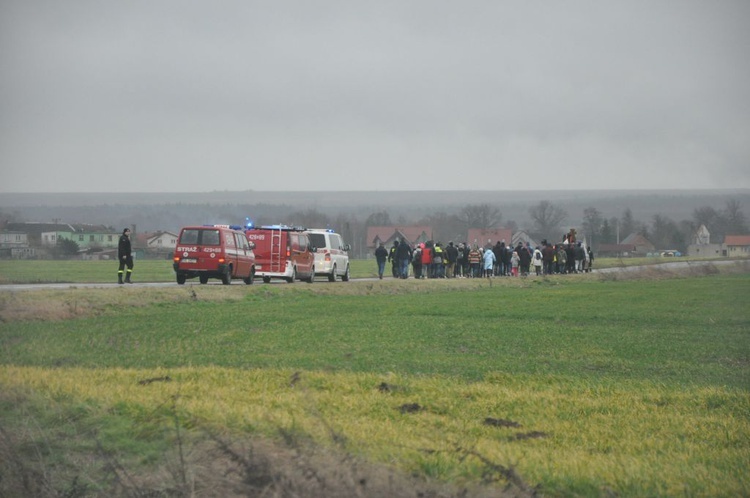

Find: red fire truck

[173,225,256,285]
[245,225,316,283]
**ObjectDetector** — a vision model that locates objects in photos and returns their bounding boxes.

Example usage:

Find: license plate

[182,258,197,263]
[256,265,262,269]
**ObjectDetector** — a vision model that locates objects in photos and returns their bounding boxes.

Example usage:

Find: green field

[1,262,749,496]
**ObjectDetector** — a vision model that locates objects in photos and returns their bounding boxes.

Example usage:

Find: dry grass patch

[2,366,748,496]
[0,285,248,322]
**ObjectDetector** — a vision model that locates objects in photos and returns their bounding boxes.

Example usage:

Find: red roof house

[724,235,750,256]
[466,228,513,249]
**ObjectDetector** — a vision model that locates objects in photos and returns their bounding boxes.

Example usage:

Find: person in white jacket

[532,246,543,276]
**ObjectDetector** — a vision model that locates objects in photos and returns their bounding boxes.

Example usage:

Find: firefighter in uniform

[118,228,134,284]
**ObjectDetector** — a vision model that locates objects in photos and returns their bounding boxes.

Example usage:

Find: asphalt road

[0,260,745,292]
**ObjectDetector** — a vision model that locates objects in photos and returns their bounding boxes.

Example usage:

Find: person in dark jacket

[375,242,388,279]
[492,242,504,276]
[517,242,532,276]
[388,240,399,278]
[117,228,134,284]
[565,243,576,274]
[542,242,556,275]
[395,238,412,278]
[445,241,458,278]
[412,245,423,279]
[502,244,512,276]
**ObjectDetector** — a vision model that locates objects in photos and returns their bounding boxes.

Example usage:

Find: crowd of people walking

[375,236,594,279]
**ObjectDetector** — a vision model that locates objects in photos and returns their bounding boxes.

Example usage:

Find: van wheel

[286,268,296,283]
[176,274,186,285]
[247,268,256,285]
[342,265,350,282]
[199,275,209,284]
[221,267,232,285]
[306,267,315,283]
[328,264,336,282]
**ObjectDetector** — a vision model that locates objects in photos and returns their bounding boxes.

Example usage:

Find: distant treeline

[1,190,748,256]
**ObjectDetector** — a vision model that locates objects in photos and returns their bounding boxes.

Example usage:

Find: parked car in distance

[306,228,351,282]
[173,225,256,285]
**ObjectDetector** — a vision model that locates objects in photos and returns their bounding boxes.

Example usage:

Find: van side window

[236,233,248,250]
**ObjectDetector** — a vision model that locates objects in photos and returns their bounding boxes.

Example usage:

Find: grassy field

[1,263,749,496]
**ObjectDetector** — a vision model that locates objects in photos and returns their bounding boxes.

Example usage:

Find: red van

[173,225,256,285]
[245,226,315,283]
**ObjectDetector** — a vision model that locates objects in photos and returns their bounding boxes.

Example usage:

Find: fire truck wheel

[286,268,296,283]
[342,265,350,282]
[221,268,232,285]
[328,265,336,282]
[199,275,209,284]
[263,276,271,284]
[176,274,186,285]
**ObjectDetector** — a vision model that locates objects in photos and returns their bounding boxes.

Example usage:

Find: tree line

[1,198,747,258]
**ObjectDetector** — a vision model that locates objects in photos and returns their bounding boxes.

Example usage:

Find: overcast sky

[1,1,749,193]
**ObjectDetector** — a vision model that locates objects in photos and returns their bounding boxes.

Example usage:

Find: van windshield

[307,233,326,249]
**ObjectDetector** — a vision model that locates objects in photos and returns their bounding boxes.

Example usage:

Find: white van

[305,229,351,282]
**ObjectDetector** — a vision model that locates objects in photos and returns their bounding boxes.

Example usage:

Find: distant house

[687,243,724,257]
[597,233,655,257]
[126,230,178,259]
[620,233,655,254]
[146,231,178,249]
[40,224,119,250]
[0,231,36,259]
[723,235,750,256]
[366,226,431,250]
[687,224,723,257]
[466,228,513,249]
[4,222,77,246]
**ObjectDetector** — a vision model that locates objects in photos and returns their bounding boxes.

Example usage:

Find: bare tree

[581,207,603,248]
[458,204,503,230]
[723,199,748,235]
[287,209,329,228]
[364,210,391,227]
[528,201,567,239]
[620,208,636,238]
[693,205,720,230]
[692,199,747,242]
[417,212,463,243]
[649,214,686,251]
